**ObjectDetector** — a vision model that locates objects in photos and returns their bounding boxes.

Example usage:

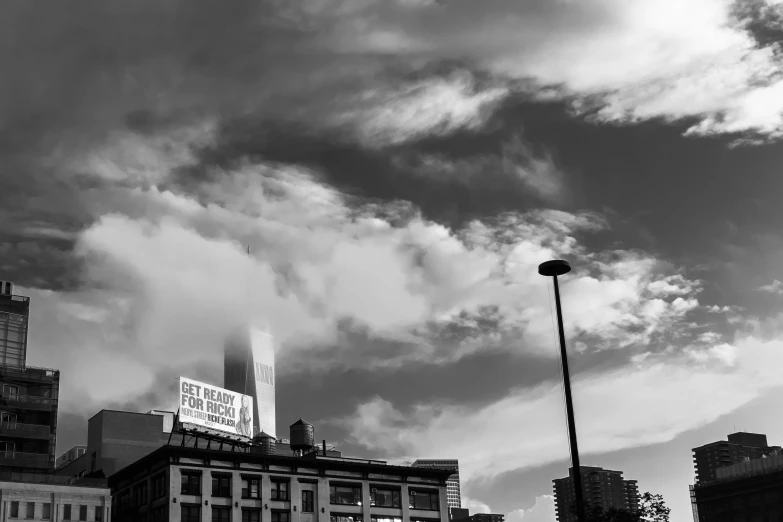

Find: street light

[538,259,585,522]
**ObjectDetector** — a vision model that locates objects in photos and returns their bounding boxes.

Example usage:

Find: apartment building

[553,467,640,522]
[0,475,112,521]
[692,432,781,484]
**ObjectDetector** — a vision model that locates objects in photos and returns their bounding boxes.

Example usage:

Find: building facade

[692,453,783,522]
[0,283,61,476]
[225,327,277,438]
[692,432,781,484]
[411,460,460,516]
[109,444,452,522]
[0,476,112,522]
[553,467,640,522]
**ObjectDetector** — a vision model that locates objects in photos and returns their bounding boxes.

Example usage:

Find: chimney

[323,440,326,456]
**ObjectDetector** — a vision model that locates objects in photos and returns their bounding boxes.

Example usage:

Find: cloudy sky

[4,0,783,520]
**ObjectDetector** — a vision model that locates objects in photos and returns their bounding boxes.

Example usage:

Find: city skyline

[3,1,783,521]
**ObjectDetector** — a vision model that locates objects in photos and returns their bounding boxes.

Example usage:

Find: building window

[372,518,402,522]
[182,472,202,495]
[271,480,289,501]
[3,384,19,397]
[330,484,362,505]
[9,501,19,518]
[212,506,231,522]
[242,509,261,522]
[95,507,103,522]
[64,505,72,520]
[153,473,167,499]
[242,477,261,499]
[1,411,17,423]
[79,505,87,521]
[26,502,34,519]
[0,440,16,453]
[182,505,201,522]
[371,487,400,508]
[42,503,51,520]
[331,516,363,522]
[271,511,290,522]
[409,490,439,510]
[212,474,232,497]
[135,482,149,506]
[302,490,314,512]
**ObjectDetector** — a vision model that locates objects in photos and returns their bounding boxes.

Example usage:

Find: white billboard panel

[179,376,254,439]
[250,329,276,438]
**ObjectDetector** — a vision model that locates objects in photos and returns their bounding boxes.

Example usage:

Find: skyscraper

[553,466,640,522]
[224,326,276,438]
[412,459,461,516]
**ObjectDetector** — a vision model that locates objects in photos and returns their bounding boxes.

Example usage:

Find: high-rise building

[553,466,640,522]
[0,282,60,476]
[224,326,276,438]
[692,432,781,484]
[412,459,461,516]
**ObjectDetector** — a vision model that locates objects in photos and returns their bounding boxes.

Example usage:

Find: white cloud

[759,279,783,294]
[506,496,556,522]
[462,498,492,515]
[334,71,507,147]
[341,334,783,481]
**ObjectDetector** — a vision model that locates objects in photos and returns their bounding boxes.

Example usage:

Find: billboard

[179,377,254,439]
[250,328,276,438]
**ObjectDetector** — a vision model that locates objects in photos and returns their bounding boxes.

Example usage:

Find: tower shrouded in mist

[224,327,276,438]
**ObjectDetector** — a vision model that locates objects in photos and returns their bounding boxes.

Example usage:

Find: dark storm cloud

[732,0,783,47]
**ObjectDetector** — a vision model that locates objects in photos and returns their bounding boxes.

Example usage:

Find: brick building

[0,476,112,521]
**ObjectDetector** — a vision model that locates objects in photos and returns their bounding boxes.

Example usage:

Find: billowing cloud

[759,278,783,294]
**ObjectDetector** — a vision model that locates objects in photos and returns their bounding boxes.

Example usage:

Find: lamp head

[538,260,571,277]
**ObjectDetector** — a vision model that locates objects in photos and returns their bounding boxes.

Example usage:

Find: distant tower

[0,280,29,367]
[224,327,276,438]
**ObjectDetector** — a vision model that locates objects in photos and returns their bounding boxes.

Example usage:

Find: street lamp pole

[538,259,585,522]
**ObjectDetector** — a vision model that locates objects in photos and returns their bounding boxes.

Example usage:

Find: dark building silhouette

[692,432,781,484]
[553,466,640,522]
[0,282,60,476]
[692,450,783,521]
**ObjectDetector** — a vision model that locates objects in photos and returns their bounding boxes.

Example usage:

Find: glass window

[64,505,72,520]
[79,505,87,521]
[212,506,231,522]
[302,490,314,513]
[26,502,34,519]
[330,485,362,505]
[271,512,290,522]
[271,481,289,501]
[330,516,363,522]
[371,488,400,508]
[135,483,148,506]
[95,507,103,522]
[242,477,261,499]
[242,509,261,522]
[409,490,438,510]
[372,518,402,522]
[212,475,232,497]
[182,472,201,495]
[182,505,201,522]
[10,501,19,518]
[153,473,167,499]
[42,503,51,520]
